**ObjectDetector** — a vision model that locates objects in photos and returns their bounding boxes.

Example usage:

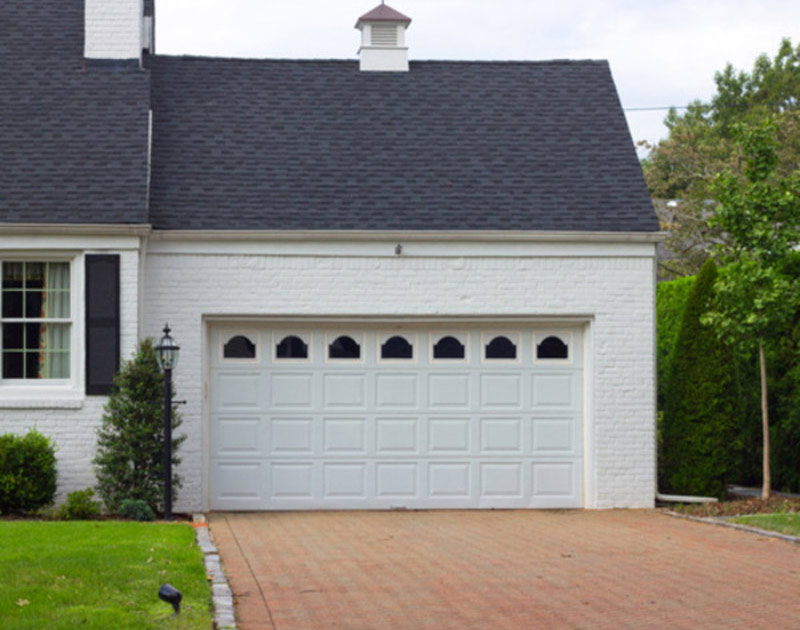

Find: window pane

[2,324,23,350]
[26,323,42,349]
[2,263,23,289]
[485,336,517,359]
[329,336,360,359]
[433,336,465,359]
[276,335,308,359]
[2,351,23,378]
[537,336,568,359]
[381,336,413,359]
[25,262,44,289]
[223,335,256,359]
[1,291,22,318]
[44,290,70,319]
[25,289,43,318]
[38,351,70,378]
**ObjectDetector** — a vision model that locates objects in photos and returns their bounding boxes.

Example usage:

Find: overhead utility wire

[624,105,691,112]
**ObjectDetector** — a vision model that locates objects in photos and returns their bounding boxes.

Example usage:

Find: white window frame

[376,332,417,364]
[325,331,365,363]
[429,332,469,363]
[480,331,522,364]
[0,256,79,391]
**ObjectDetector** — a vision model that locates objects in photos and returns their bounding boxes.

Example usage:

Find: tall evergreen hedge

[656,275,696,411]
[660,259,742,498]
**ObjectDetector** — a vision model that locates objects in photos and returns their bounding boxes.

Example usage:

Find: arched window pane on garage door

[381,336,413,359]
[276,335,308,359]
[537,335,568,359]
[485,335,517,359]
[223,335,256,359]
[329,335,361,359]
[433,335,465,359]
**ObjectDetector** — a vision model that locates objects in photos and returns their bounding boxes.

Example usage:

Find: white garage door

[209,324,584,510]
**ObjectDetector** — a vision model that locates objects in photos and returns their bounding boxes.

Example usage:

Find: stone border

[193,514,236,630]
[663,509,800,545]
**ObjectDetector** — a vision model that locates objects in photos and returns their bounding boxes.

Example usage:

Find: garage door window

[485,335,517,360]
[329,335,361,360]
[433,335,465,360]
[380,335,413,360]
[223,335,257,360]
[536,335,569,360]
[276,335,309,359]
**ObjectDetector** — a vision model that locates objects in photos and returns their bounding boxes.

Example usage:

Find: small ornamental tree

[660,259,743,499]
[94,339,185,513]
[703,120,800,499]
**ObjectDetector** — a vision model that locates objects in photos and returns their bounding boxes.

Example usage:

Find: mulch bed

[666,496,800,518]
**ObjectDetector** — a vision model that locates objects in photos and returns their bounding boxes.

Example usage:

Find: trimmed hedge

[0,429,57,514]
[660,259,743,499]
[656,274,695,410]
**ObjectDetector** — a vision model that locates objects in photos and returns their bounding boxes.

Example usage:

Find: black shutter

[85,254,120,395]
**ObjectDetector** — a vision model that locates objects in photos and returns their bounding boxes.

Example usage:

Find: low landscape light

[158,583,182,615]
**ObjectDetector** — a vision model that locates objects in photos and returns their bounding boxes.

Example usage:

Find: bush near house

[660,259,743,499]
[0,430,57,514]
[93,339,184,514]
[656,274,695,410]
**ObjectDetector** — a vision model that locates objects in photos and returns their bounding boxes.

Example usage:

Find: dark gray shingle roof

[147,56,658,232]
[0,1,150,224]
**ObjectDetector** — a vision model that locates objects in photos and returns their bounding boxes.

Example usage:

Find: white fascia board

[0,225,151,251]
[147,230,663,258]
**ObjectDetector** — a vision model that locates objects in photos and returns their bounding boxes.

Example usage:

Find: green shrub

[54,488,102,520]
[660,259,743,499]
[657,275,696,410]
[94,339,185,514]
[0,429,57,514]
[118,498,156,521]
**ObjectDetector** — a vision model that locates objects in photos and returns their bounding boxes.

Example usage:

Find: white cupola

[355,2,412,72]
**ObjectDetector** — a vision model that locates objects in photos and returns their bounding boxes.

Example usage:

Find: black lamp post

[155,324,180,521]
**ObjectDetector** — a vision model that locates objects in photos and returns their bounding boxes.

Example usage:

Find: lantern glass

[155,325,180,371]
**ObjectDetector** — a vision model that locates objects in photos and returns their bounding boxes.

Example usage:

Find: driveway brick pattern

[209,510,800,630]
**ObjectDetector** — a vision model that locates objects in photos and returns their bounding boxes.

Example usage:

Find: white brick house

[1,1,661,511]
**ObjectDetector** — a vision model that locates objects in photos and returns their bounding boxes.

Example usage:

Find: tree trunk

[760,343,771,500]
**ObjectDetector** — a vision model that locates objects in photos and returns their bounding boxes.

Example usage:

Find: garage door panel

[375,373,419,409]
[271,373,314,408]
[531,373,579,409]
[323,418,367,454]
[210,325,584,510]
[214,417,263,457]
[375,418,419,454]
[428,417,471,453]
[323,373,367,408]
[428,373,471,408]
[375,462,418,498]
[479,417,523,453]
[480,373,522,408]
[270,417,314,454]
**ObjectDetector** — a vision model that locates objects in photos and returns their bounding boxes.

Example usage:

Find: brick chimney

[84,0,153,63]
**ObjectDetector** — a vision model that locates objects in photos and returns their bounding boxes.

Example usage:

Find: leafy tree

[702,121,800,499]
[660,259,742,499]
[94,339,185,513]
[642,39,800,278]
[656,275,695,411]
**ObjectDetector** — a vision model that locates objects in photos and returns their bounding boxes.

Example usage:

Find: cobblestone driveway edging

[193,514,236,629]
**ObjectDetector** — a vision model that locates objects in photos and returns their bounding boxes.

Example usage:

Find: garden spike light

[158,583,182,614]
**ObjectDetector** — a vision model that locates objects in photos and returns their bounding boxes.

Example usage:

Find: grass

[731,513,800,537]
[0,521,213,630]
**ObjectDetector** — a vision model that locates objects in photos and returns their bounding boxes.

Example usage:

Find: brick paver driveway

[209,510,800,630]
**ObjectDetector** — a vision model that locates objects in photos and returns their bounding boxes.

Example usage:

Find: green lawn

[731,513,800,537]
[0,521,213,630]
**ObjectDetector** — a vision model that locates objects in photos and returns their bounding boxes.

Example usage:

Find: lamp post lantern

[155,324,180,520]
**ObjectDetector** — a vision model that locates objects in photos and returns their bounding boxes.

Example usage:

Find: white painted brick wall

[0,250,139,504]
[142,249,657,511]
[84,0,142,60]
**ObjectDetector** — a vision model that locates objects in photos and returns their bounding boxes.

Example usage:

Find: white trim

[0,224,152,237]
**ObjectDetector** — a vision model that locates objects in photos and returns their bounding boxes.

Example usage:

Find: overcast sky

[156,1,800,157]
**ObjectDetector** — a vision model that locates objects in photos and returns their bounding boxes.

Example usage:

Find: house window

[223,335,256,359]
[381,335,413,360]
[433,335,465,360]
[329,335,360,359]
[537,335,568,359]
[485,336,517,360]
[276,335,308,359]
[1,261,71,380]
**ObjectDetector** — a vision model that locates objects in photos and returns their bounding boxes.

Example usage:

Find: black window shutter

[85,255,120,395]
